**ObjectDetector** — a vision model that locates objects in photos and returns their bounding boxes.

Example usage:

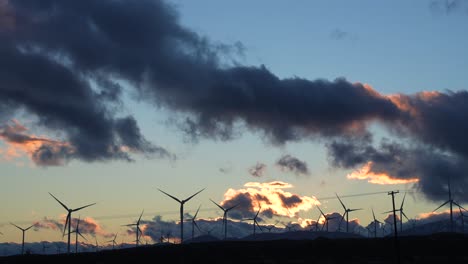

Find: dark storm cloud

[2,0,468,205]
[2,0,402,150]
[276,154,310,176]
[328,139,468,202]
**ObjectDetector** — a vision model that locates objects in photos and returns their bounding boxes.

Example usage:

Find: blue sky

[1,0,468,252]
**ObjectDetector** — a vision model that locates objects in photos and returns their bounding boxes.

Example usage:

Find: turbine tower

[433,177,465,232]
[158,188,205,243]
[10,222,34,255]
[336,193,362,233]
[210,199,239,240]
[123,210,144,247]
[49,192,96,253]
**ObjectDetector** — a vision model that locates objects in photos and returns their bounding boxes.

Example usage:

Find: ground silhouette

[1,232,468,263]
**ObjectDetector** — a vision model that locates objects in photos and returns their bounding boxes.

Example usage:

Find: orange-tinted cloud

[220,181,320,220]
[0,120,74,165]
[347,161,419,185]
[388,91,443,118]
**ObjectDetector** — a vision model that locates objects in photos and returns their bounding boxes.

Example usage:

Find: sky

[1,0,468,255]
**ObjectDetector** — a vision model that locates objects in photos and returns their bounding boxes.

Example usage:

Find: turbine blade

[401,211,409,221]
[158,188,182,203]
[338,213,345,230]
[137,209,144,223]
[49,192,69,211]
[255,220,263,231]
[78,232,87,241]
[10,222,23,231]
[335,193,347,211]
[316,205,325,216]
[255,207,262,218]
[193,221,202,233]
[63,213,70,236]
[400,192,407,209]
[122,224,137,227]
[193,205,201,219]
[25,224,35,231]
[372,208,377,221]
[73,202,96,212]
[433,200,449,212]
[349,208,362,212]
[210,199,225,211]
[183,188,205,203]
[226,203,239,211]
[453,201,466,211]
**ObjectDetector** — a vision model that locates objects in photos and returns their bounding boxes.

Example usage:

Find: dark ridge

[2,233,468,263]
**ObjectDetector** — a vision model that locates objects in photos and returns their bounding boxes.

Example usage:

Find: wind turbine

[210,198,239,240]
[10,223,34,255]
[122,209,144,247]
[49,192,96,253]
[458,206,467,233]
[157,188,205,243]
[316,205,337,232]
[433,177,465,232]
[188,205,202,240]
[107,233,118,249]
[41,242,50,254]
[264,221,279,233]
[94,237,100,252]
[245,207,262,236]
[69,216,87,253]
[336,193,362,233]
[282,222,295,232]
[371,208,382,238]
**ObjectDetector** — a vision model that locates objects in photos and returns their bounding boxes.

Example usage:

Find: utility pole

[388,190,400,264]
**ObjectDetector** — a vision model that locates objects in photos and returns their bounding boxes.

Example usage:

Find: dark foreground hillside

[1,233,468,264]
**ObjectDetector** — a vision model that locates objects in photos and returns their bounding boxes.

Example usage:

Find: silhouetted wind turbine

[189,205,202,240]
[94,237,100,252]
[158,188,205,243]
[245,207,262,236]
[10,222,34,255]
[107,233,118,249]
[433,177,466,232]
[49,192,96,253]
[210,199,239,240]
[336,193,362,233]
[371,208,382,238]
[316,205,336,232]
[264,220,279,233]
[458,206,467,233]
[69,216,87,253]
[123,209,144,247]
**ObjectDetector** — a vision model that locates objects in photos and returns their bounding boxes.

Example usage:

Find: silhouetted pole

[75,231,78,253]
[388,190,400,264]
[388,191,399,238]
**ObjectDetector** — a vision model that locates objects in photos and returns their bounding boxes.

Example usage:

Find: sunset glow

[347,161,419,185]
